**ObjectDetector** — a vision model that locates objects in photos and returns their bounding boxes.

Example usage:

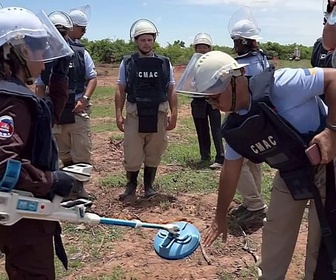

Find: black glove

[51,171,76,197]
[52,55,73,78]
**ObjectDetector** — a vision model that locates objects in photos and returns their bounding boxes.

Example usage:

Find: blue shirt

[236,52,270,76]
[225,67,326,160]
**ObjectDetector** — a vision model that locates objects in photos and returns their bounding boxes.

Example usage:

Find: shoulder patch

[303,68,316,76]
[0,115,14,139]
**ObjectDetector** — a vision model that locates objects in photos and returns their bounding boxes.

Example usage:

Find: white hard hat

[130,19,159,39]
[230,19,262,40]
[69,9,88,26]
[228,6,262,41]
[176,51,248,97]
[49,11,73,30]
[193,32,213,47]
[0,7,73,62]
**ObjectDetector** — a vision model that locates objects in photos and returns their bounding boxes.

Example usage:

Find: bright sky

[1,0,325,47]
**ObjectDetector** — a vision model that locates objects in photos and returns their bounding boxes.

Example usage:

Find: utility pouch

[280,166,314,200]
[136,101,160,133]
[59,93,75,125]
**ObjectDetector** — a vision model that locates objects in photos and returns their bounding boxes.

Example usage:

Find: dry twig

[200,242,212,265]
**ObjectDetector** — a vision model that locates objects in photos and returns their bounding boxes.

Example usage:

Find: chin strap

[230,76,237,111]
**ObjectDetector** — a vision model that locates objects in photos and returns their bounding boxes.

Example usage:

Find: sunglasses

[75,25,86,32]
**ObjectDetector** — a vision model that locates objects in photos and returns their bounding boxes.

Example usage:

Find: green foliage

[80,37,314,65]
[260,42,313,60]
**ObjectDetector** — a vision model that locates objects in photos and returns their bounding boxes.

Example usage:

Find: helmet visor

[10,10,73,62]
[175,53,233,97]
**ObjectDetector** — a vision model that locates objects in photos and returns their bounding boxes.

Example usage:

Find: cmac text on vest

[137,71,159,78]
[250,136,277,154]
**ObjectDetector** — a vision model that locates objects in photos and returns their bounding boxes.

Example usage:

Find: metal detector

[0,163,200,260]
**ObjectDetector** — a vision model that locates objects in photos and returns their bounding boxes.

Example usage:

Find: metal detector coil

[154,221,200,260]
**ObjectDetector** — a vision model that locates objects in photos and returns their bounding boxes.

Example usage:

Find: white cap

[130,19,159,39]
[193,32,213,47]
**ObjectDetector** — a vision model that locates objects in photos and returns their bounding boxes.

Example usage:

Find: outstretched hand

[202,215,228,247]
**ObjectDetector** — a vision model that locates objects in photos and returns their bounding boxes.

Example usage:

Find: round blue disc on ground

[153,221,200,260]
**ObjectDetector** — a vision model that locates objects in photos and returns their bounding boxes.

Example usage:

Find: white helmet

[230,19,262,40]
[130,19,159,39]
[228,6,262,41]
[193,32,213,47]
[69,9,88,26]
[49,11,73,30]
[176,51,248,97]
[0,7,73,62]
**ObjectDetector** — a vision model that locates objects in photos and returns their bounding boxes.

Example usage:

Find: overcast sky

[1,0,325,47]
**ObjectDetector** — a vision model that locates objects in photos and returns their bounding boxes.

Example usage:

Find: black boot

[144,166,157,197]
[119,171,139,200]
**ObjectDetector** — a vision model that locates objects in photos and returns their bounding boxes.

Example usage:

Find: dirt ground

[57,65,310,280]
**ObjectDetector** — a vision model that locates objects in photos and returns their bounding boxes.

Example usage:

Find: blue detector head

[153,221,200,260]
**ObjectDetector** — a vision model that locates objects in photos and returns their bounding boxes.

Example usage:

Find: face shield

[228,6,262,40]
[175,53,239,98]
[7,10,73,62]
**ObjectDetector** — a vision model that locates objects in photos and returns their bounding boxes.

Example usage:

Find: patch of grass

[276,59,311,69]
[156,169,219,194]
[99,173,126,189]
[55,223,124,279]
[68,266,131,280]
[91,87,115,118]
[91,119,117,133]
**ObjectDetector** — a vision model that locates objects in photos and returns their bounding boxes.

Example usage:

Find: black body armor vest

[124,53,170,103]
[68,40,86,94]
[221,66,325,200]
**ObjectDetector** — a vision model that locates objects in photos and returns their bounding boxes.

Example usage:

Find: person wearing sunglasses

[177,50,336,279]
[226,6,269,233]
[51,7,97,201]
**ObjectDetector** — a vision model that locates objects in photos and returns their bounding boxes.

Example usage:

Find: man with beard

[115,19,177,200]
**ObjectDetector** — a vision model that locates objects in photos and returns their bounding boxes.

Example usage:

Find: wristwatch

[326,122,336,132]
[82,95,90,102]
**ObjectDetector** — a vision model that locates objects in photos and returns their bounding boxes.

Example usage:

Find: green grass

[54,224,124,279]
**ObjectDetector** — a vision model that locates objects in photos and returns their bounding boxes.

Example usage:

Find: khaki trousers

[123,101,169,171]
[259,165,327,280]
[53,111,92,164]
[237,159,265,211]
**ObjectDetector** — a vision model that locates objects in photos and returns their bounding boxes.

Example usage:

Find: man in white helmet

[35,10,73,98]
[176,50,336,279]
[36,7,97,201]
[227,7,269,233]
[115,19,177,200]
[0,6,76,278]
[191,32,224,169]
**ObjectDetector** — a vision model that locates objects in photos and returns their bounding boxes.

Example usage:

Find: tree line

[81,37,314,65]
